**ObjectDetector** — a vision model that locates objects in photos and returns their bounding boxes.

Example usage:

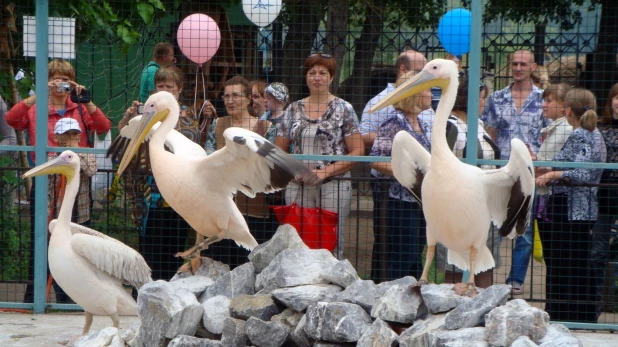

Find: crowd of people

[1,43,617,324]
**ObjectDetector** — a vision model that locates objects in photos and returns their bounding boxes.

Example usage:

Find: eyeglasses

[222,92,246,101]
[308,52,332,58]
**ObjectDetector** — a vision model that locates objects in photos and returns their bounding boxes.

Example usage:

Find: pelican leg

[82,312,94,335]
[419,245,435,284]
[468,246,478,286]
[177,233,206,274]
[110,312,120,329]
[175,233,221,259]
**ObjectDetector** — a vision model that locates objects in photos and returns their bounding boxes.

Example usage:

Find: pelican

[22,151,152,334]
[370,59,534,294]
[114,91,318,268]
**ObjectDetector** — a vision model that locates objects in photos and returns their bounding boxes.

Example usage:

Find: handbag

[270,185,338,251]
[532,219,545,264]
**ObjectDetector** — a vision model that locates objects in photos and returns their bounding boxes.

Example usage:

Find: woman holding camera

[5,58,110,304]
[6,59,111,162]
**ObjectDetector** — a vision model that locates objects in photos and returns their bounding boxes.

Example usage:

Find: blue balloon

[437,9,471,57]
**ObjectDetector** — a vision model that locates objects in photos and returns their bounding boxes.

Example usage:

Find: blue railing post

[33,0,49,314]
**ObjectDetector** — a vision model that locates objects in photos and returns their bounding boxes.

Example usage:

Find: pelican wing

[391,131,431,205]
[482,139,535,239]
[67,223,152,288]
[201,127,319,197]
[107,115,206,163]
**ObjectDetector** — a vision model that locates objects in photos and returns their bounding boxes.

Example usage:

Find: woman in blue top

[536,88,607,323]
[370,70,434,281]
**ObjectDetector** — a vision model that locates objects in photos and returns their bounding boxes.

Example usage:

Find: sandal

[509,282,523,295]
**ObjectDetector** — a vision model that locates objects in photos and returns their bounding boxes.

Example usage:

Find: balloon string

[197,64,209,133]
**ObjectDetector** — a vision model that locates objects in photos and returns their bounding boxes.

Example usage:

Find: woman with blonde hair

[370,70,434,280]
[536,88,606,323]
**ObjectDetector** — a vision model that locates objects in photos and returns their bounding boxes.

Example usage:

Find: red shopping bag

[270,203,338,251]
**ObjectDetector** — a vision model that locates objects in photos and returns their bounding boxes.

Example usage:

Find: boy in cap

[260,82,289,131]
[49,118,98,226]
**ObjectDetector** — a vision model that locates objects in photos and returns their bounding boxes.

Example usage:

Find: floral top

[481,82,551,159]
[600,118,618,182]
[370,110,432,202]
[278,97,360,172]
[551,127,607,221]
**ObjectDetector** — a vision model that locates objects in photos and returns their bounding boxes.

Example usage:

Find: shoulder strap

[214,117,232,150]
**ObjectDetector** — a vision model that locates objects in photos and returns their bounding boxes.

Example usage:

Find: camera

[56,82,70,93]
[136,104,145,115]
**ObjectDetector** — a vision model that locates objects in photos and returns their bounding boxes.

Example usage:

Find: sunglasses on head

[309,52,332,58]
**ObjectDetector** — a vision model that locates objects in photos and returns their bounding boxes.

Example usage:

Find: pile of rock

[74,225,582,347]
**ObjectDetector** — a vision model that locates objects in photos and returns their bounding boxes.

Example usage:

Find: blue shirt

[360,84,395,135]
[370,110,432,202]
[481,82,550,159]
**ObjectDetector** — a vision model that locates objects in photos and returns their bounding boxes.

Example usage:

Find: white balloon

[242,0,282,28]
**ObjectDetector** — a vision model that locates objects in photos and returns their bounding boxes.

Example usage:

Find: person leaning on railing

[535,88,607,323]
[275,52,363,260]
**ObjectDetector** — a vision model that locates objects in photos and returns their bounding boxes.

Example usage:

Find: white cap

[54,118,82,134]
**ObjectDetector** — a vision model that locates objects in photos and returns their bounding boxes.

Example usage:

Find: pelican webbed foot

[177,256,203,274]
[452,282,479,297]
[175,234,221,259]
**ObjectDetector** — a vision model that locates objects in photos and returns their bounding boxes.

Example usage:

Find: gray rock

[170,257,230,282]
[304,302,373,343]
[512,336,540,347]
[398,314,447,347]
[313,343,356,347]
[271,284,342,312]
[200,262,255,302]
[356,318,398,347]
[168,335,222,347]
[109,336,124,347]
[334,280,380,313]
[120,322,139,345]
[322,259,359,288]
[444,284,511,330]
[202,295,231,335]
[220,317,249,347]
[376,276,417,296]
[371,281,427,323]
[255,248,338,291]
[426,327,488,346]
[168,275,214,297]
[538,325,583,347]
[421,284,474,314]
[248,224,309,273]
[137,280,204,346]
[230,294,280,321]
[271,308,304,329]
[485,299,549,346]
[245,317,290,347]
[74,327,120,347]
[291,314,313,347]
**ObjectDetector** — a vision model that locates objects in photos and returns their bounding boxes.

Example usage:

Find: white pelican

[370,59,534,293]
[22,150,152,334]
[114,91,318,268]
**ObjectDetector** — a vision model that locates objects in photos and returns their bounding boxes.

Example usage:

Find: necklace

[307,96,332,112]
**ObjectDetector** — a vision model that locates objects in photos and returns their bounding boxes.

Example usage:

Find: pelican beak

[22,154,75,181]
[117,108,169,176]
[369,70,448,114]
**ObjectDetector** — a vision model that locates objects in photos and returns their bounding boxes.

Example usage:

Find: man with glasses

[361,49,427,282]
[139,42,176,103]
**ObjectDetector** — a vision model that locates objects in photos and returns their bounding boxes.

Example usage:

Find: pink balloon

[177,14,221,64]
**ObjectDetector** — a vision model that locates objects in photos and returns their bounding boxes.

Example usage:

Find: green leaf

[148,0,165,11]
[137,2,155,25]
[116,24,134,45]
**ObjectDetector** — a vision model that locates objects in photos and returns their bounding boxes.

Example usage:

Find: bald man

[360,50,427,149]
[481,49,550,295]
[361,49,427,282]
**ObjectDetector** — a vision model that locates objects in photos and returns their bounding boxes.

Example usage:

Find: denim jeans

[505,226,532,285]
[505,195,537,285]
